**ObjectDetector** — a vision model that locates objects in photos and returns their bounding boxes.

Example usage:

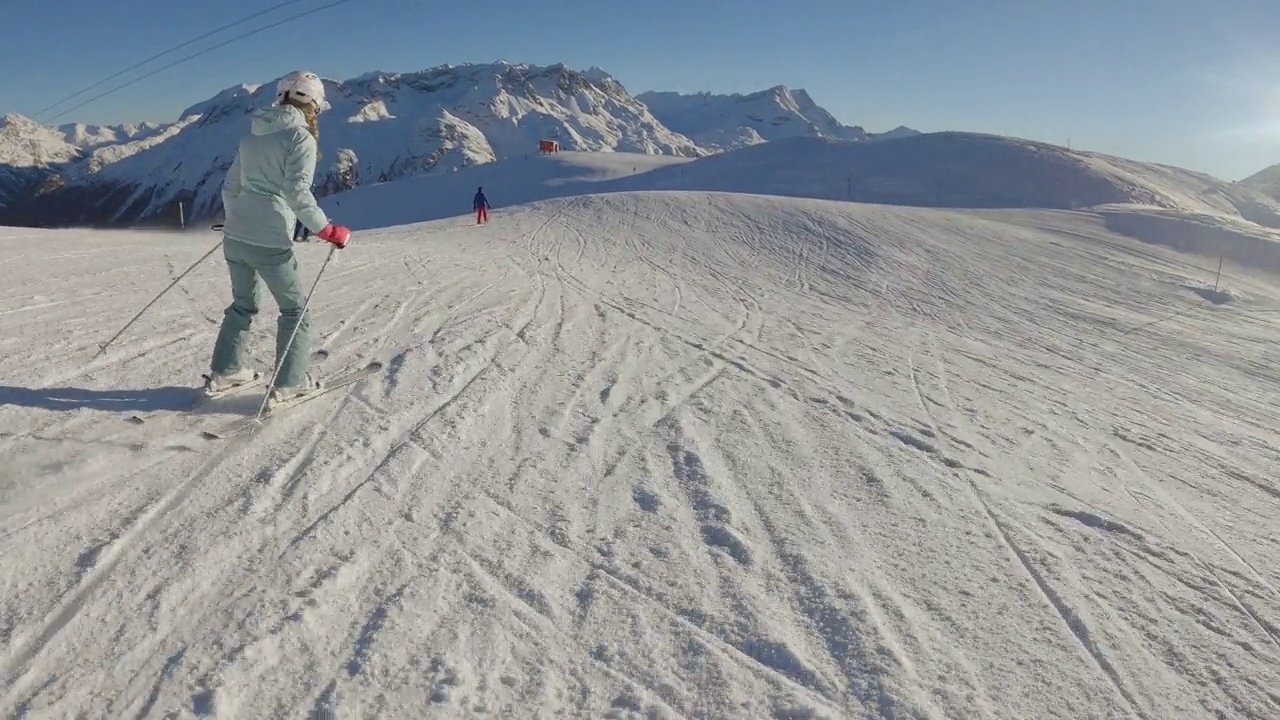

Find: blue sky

[3,0,1279,179]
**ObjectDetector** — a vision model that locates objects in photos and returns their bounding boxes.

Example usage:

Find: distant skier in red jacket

[474,187,490,224]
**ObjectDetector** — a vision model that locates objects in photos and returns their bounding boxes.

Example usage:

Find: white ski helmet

[276,70,329,113]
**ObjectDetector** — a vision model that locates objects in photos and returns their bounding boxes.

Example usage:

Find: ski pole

[254,242,337,421]
[94,239,223,359]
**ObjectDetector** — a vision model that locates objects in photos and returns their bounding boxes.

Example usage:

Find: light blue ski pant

[209,237,311,387]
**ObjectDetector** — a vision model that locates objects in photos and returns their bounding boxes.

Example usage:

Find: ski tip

[201,420,258,440]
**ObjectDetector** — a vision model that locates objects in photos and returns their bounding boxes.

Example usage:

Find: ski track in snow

[2,192,1279,718]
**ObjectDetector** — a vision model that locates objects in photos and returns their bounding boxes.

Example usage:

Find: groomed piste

[2,148,1279,718]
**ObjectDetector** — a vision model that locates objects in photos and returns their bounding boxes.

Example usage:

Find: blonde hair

[281,95,320,157]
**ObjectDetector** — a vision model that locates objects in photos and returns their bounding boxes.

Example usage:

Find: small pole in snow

[1214,254,1224,291]
[179,202,186,230]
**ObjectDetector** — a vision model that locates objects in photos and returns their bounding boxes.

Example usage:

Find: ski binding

[200,370,265,400]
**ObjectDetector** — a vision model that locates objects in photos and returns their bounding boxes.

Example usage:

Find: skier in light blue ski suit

[206,70,351,406]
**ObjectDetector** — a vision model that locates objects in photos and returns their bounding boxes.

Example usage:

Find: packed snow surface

[2,192,1279,718]
[323,150,691,228]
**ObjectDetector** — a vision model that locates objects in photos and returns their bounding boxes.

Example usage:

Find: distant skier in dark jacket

[473,187,490,224]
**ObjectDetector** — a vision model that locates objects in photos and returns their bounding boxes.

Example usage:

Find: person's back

[222,104,328,248]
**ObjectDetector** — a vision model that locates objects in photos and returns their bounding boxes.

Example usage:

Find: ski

[124,350,332,425]
[200,361,383,440]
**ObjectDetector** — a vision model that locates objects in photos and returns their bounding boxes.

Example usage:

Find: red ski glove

[317,223,351,248]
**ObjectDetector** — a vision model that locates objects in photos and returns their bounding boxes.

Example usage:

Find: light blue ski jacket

[220,104,329,249]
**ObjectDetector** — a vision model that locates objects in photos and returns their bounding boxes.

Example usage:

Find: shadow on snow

[0,385,201,413]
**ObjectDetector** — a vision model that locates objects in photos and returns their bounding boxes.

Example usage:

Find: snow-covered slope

[319,149,692,229]
[2,190,1278,718]
[324,132,1280,247]
[1074,152,1280,227]
[596,134,1280,227]
[0,62,702,227]
[1240,163,1280,201]
[637,86,918,150]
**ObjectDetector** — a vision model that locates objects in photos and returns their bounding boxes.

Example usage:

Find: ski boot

[266,373,324,410]
[202,367,262,398]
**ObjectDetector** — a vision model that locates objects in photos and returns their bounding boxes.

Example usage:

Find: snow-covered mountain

[0,62,705,227]
[0,114,84,167]
[57,120,169,150]
[0,114,85,213]
[637,86,918,150]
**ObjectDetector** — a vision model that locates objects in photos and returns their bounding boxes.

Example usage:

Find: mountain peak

[583,66,616,83]
[178,83,267,121]
[0,114,83,167]
[636,87,913,150]
[1240,162,1280,201]
[1,113,43,130]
